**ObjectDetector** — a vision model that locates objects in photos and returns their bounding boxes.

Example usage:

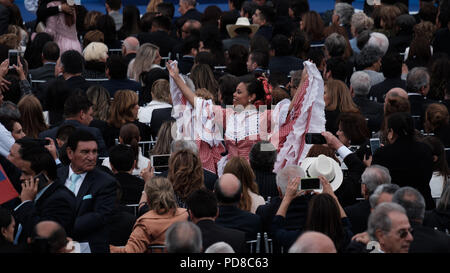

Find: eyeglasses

[398,227,413,239]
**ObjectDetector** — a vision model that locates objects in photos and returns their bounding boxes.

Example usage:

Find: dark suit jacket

[409,222,450,253]
[0,4,10,35]
[29,63,56,81]
[254,25,273,42]
[114,172,145,205]
[65,76,92,92]
[149,107,174,140]
[408,94,436,130]
[222,35,251,51]
[39,119,108,157]
[177,56,195,75]
[102,120,151,149]
[369,77,406,103]
[423,208,450,233]
[196,219,247,253]
[353,95,384,133]
[372,138,435,209]
[13,180,76,243]
[253,169,278,201]
[268,56,304,77]
[344,200,371,235]
[137,31,179,58]
[100,78,141,97]
[57,166,117,253]
[107,206,136,246]
[215,205,262,241]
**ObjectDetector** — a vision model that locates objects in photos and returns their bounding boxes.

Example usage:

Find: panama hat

[300,154,343,193]
[226,17,260,38]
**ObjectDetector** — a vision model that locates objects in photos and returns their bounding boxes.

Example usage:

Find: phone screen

[8,51,18,67]
[305,133,327,144]
[300,178,321,190]
[151,155,170,172]
[370,138,381,155]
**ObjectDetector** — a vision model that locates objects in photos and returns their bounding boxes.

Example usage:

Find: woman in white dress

[422,136,450,202]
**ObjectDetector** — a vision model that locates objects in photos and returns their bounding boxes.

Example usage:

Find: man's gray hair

[366,32,389,56]
[204,242,235,253]
[369,183,400,209]
[392,186,426,223]
[165,221,202,253]
[289,70,303,90]
[406,67,430,94]
[325,33,347,58]
[356,45,384,69]
[170,139,198,154]
[276,165,305,196]
[368,202,407,240]
[361,164,391,196]
[350,71,372,96]
[351,12,373,35]
[123,38,140,52]
[334,2,354,26]
[0,101,21,120]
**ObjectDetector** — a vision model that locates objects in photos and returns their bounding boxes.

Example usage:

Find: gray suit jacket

[108,11,123,31]
[29,63,56,81]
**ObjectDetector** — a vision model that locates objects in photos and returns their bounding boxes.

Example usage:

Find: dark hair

[419,2,438,23]
[214,178,242,204]
[0,206,13,244]
[249,141,277,171]
[63,93,93,118]
[305,193,346,251]
[381,51,403,78]
[152,15,172,31]
[226,44,248,77]
[56,124,76,143]
[250,35,270,55]
[96,15,117,45]
[60,50,84,74]
[218,74,239,106]
[118,5,141,39]
[290,0,310,19]
[119,123,140,166]
[157,2,175,18]
[306,47,325,69]
[229,0,245,10]
[140,12,158,32]
[199,25,225,65]
[181,35,200,56]
[256,5,276,24]
[0,115,19,133]
[186,188,218,218]
[387,112,415,140]
[24,32,53,70]
[422,136,450,184]
[109,144,135,172]
[106,55,128,79]
[201,5,222,27]
[270,34,291,56]
[16,138,57,181]
[30,222,68,253]
[337,112,370,145]
[326,57,350,83]
[194,51,215,70]
[249,51,269,68]
[106,0,121,10]
[66,129,97,152]
[42,41,60,62]
[243,78,266,103]
[45,80,74,124]
[356,30,372,50]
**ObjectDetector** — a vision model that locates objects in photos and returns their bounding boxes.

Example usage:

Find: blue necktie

[70,173,80,194]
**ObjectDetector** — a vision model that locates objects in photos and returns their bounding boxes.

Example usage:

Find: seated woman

[128,43,162,83]
[138,79,172,125]
[17,94,48,139]
[422,136,450,201]
[0,115,25,141]
[82,42,108,79]
[104,90,151,149]
[102,123,151,177]
[223,156,266,214]
[150,120,175,156]
[424,103,450,147]
[372,112,436,209]
[249,141,279,201]
[168,149,205,208]
[336,112,371,162]
[109,177,188,253]
[423,183,450,233]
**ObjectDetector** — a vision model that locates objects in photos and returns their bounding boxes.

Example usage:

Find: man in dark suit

[175,0,203,30]
[406,67,436,130]
[393,187,450,253]
[350,71,383,133]
[177,35,199,75]
[268,34,304,77]
[214,173,262,241]
[0,0,12,35]
[252,5,275,42]
[55,50,92,92]
[121,36,139,65]
[11,139,76,244]
[39,93,108,157]
[137,15,180,59]
[101,55,141,97]
[344,165,391,235]
[369,52,406,103]
[109,144,145,205]
[29,42,59,82]
[57,130,117,253]
[186,188,247,253]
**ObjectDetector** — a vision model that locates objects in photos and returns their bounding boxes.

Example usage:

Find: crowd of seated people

[0,0,450,254]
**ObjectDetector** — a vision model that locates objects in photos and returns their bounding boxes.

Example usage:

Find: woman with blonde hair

[223,156,265,213]
[324,79,360,134]
[82,42,108,79]
[138,79,172,124]
[104,90,151,148]
[168,149,205,208]
[110,176,188,253]
[17,94,48,138]
[128,43,162,82]
[189,64,219,102]
[86,85,111,122]
[150,119,175,156]
[146,0,162,13]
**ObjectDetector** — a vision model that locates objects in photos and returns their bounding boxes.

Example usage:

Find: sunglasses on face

[398,227,413,239]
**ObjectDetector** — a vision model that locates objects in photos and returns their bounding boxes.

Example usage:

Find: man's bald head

[385,88,408,101]
[214,173,242,205]
[181,19,201,39]
[122,36,140,55]
[35,221,62,238]
[288,231,337,253]
[31,221,68,253]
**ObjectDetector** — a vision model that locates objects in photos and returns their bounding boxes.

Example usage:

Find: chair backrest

[138,140,157,157]
[125,203,140,217]
[147,244,167,253]
[246,232,261,253]
[263,232,273,254]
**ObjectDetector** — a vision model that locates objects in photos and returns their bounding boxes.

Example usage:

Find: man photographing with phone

[11,138,76,245]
